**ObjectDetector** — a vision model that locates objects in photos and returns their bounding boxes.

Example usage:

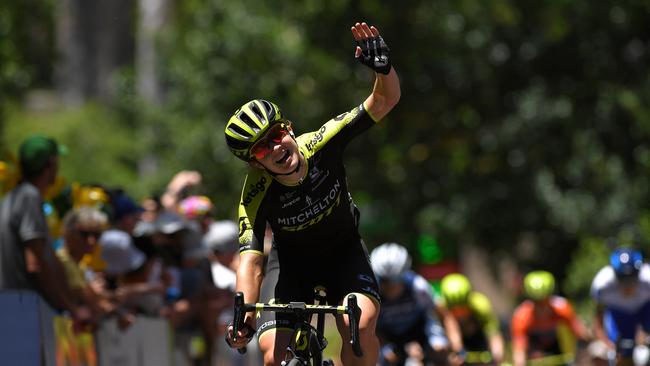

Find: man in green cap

[0,135,87,319]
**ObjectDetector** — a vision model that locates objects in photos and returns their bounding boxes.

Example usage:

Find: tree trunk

[136,0,171,104]
[136,0,172,179]
[55,0,134,105]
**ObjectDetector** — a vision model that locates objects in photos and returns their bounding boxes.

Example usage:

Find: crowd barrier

[0,291,209,366]
[95,316,173,366]
[0,290,56,365]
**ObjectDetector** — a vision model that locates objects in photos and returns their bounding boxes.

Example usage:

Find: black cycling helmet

[224,99,285,161]
[610,247,643,279]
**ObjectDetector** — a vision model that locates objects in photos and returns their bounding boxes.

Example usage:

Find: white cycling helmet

[370,242,412,281]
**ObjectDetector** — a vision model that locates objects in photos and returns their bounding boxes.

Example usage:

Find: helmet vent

[238,112,260,133]
[250,103,266,125]
[227,124,252,139]
[261,100,275,120]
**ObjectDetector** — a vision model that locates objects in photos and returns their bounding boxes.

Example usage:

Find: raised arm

[351,22,400,121]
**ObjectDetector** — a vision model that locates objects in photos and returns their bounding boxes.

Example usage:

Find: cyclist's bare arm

[236,252,265,307]
[593,305,616,349]
[512,344,527,366]
[351,22,400,121]
[227,252,265,348]
[488,332,505,364]
[436,303,463,353]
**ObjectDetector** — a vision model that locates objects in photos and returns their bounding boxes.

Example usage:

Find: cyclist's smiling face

[251,126,300,174]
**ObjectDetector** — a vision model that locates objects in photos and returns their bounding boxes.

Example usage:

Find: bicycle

[607,337,650,366]
[231,289,363,366]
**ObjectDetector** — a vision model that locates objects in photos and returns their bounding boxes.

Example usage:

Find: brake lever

[347,294,363,357]
[233,292,247,354]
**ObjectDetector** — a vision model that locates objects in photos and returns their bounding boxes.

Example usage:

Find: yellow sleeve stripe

[363,101,380,123]
[240,249,264,256]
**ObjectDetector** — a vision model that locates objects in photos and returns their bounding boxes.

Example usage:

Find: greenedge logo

[242,177,267,207]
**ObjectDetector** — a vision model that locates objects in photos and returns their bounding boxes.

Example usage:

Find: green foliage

[3,0,650,309]
[563,237,609,299]
[3,103,146,198]
[0,0,54,93]
[0,0,54,145]
[133,0,650,283]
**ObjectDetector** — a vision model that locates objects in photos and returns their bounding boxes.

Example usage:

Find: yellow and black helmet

[224,99,284,161]
[523,270,555,301]
[441,273,472,306]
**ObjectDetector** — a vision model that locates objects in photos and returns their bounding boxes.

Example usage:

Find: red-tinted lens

[268,128,289,143]
[250,123,290,160]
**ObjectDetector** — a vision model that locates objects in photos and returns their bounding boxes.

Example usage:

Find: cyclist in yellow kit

[440,274,505,365]
[223,22,400,366]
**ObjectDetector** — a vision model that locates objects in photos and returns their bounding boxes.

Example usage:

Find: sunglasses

[250,122,292,160]
[77,229,102,239]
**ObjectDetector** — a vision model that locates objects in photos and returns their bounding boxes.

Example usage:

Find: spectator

[160,170,202,212]
[140,196,162,223]
[177,196,213,264]
[55,206,112,366]
[100,229,146,279]
[109,190,144,235]
[58,206,113,317]
[204,220,239,290]
[202,220,240,363]
[99,189,168,316]
[98,227,169,331]
[178,195,214,233]
[0,135,87,319]
[154,210,214,364]
[99,229,164,312]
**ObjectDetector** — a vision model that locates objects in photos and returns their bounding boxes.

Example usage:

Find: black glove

[225,322,255,347]
[356,35,391,75]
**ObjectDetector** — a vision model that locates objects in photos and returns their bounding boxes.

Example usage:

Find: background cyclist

[371,243,463,366]
[440,273,504,365]
[590,247,650,365]
[224,22,400,366]
[511,270,590,366]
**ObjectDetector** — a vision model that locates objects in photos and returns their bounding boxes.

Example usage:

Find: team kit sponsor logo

[238,216,253,249]
[242,176,267,207]
[306,125,327,152]
[278,180,342,231]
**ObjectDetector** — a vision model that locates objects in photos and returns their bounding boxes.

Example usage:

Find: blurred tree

[55,0,134,105]
[150,0,650,268]
[3,0,650,308]
[0,0,54,146]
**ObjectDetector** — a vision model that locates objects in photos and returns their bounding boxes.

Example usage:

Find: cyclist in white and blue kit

[591,247,650,364]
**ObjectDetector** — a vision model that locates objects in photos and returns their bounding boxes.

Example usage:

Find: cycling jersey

[591,264,650,343]
[237,104,382,336]
[511,296,582,355]
[377,271,448,346]
[446,291,499,351]
[238,103,374,257]
[376,271,448,365]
